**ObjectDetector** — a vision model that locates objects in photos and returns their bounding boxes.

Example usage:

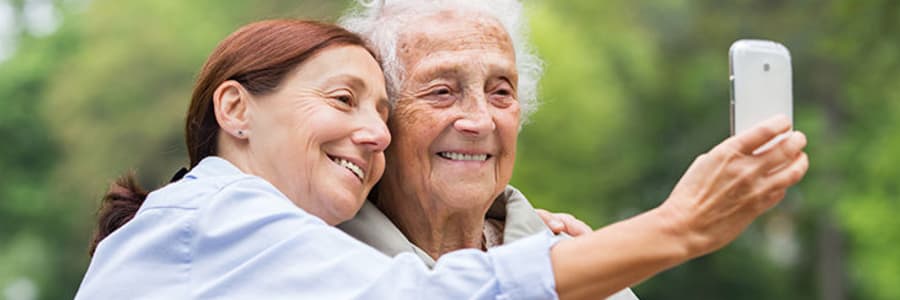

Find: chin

[436,185,498,210]
[325,191,366,224]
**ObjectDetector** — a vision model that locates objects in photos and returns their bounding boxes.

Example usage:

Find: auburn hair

[89,19,374,256]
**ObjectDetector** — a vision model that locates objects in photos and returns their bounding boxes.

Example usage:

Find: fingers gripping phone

[729,39,793,152]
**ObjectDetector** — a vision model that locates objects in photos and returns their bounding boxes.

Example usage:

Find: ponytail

[89,173,148,256]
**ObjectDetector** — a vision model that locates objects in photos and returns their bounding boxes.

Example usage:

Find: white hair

[339,0,544,124]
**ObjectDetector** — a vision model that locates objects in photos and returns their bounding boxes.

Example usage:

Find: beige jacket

[337,185,639,300]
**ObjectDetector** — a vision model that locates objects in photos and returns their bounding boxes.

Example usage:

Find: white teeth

[438,152,488,161]
[333,158,364,180]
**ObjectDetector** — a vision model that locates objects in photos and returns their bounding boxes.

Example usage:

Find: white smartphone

[729,39,793,151]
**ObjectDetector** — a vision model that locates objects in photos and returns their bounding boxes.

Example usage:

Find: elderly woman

[77,16,809,300]
[337,0,586,260]
[336,1,639,298]
[335,0,802,298]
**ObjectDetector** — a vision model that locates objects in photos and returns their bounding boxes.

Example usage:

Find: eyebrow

[410,58,517,84]
[324,74,367,91]
[410,65,463,82]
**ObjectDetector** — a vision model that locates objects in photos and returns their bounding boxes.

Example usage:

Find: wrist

[646,204,703,262]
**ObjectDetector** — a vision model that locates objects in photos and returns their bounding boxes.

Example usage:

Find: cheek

[502,102,521,125]
[499,132,517,169]
[495,108,519,180]
[370,153,387,184]
[303,108,352,145]
[389,103,428,133]
[388,104,444,152]
[496,107,520,150]
[384,125,430,178]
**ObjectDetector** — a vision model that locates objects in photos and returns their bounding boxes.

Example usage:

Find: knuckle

[788,136,804,153]
[760,125,778,138]
[724,147,745,163]
[712,151,737,169]
[790,167,803,182]
[720,165,741,183]
[695,152,710,163]
[776,143,793,160]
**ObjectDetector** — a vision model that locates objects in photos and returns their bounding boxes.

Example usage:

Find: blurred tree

[0,1,70,298]
[0,0,897,299]
[822,1,900,299]
[515,0,899,300]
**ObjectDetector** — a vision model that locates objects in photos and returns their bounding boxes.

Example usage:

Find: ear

[213,80,251,140]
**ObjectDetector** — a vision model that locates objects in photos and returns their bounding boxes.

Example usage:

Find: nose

[453,100,495,137]
[352,111,391,152]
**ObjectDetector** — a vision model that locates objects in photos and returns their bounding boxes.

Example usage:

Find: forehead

[286,45,389,106]
[396,11,515,72]
[290,45,384,88]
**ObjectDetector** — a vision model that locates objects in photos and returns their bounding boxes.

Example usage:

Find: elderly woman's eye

[489,86,515,108]
[489,80,515,99]
[423,86,455,103]
[492,87,516,101]
[431,87,451,96]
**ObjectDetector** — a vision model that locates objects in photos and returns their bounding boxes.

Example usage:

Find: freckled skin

[375,11,522,257]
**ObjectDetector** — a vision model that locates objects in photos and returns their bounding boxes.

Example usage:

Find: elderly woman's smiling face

[381,12,520,209]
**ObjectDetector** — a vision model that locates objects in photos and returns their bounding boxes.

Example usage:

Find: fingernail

[794,131,807,146]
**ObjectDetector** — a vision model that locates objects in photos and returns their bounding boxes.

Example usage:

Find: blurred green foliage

[0,0,897,299]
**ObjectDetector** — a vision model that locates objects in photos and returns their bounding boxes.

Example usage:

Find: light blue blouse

[75,157,560,299]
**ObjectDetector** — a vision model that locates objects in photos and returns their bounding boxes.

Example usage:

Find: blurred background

[1,0,898,299]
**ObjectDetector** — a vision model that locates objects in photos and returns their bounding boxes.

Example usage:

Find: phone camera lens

[763,63,770,72]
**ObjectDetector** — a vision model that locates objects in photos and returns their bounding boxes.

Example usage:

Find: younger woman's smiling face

[246,45,391,225]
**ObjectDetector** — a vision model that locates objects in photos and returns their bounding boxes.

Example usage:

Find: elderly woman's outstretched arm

[551,115,808,299]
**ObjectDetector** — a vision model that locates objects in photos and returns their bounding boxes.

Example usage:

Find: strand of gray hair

[339,0,544,125]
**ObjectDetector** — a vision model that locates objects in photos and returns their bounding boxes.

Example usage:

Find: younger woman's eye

[333,94,353,105]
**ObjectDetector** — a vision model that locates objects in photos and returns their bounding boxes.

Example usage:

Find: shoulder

[494,185,554,243]
[338,201,422,258]
[142,157,305,219]
[194,174,325,238]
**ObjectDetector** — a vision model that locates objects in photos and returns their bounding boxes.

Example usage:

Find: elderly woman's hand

[535,209,593,236]
[659,115,808,257]
[549,115,807,300]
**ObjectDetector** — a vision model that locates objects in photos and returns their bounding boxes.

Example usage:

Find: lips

[329,155,365,181]
[437,151,491,161]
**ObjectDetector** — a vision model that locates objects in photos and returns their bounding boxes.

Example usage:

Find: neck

[375,184,490,260]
